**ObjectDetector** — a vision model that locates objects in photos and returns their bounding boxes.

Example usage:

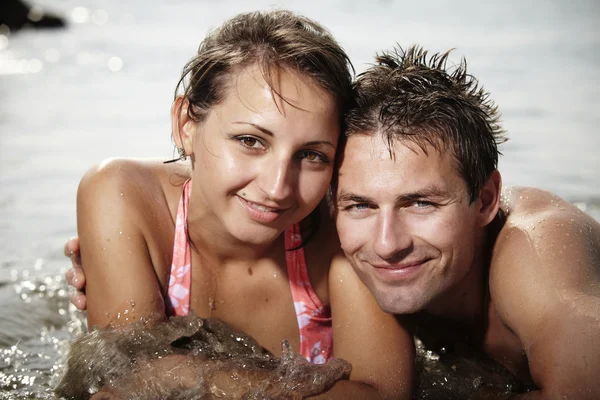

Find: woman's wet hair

[176,10,354,125]
[342,45,507,202]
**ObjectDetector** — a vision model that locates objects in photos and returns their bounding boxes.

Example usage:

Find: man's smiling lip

[371,259,429,270]
[367,259,431,282]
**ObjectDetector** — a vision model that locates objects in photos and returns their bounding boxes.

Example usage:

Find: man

[333,45,600,399]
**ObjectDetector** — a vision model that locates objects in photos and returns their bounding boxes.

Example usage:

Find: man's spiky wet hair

[344,45,507,202]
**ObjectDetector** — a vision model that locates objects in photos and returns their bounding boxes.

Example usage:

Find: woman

[66,9,413,399]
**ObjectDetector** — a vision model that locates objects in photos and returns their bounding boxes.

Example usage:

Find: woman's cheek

[298,170,331,205]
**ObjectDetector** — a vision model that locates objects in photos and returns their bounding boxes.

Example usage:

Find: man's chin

[373,289,425,315]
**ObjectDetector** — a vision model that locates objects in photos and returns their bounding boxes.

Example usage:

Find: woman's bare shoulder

[78,158,190,207]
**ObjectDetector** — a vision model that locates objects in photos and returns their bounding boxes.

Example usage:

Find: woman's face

[181,64,340,245]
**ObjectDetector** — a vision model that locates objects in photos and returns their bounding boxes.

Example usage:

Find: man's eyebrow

[232,121,273,136]
[337,191,373,204]
[396,185,450,202]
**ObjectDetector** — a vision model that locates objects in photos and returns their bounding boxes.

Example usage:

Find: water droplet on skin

[129,300,135,307]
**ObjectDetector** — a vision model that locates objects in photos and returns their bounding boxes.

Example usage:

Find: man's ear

[171,96,196,156]
[477,169,502,227]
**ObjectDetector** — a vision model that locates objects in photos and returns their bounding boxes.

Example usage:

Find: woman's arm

[77,159,166,329]
[321,252,415,400]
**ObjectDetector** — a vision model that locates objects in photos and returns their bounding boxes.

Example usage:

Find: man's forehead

[343,132,393,160]
[337,132,464,197]
[338,134,419,187]
[341,132,432,164]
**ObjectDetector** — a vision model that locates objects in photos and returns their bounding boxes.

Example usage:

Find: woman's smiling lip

[236,196,288,223]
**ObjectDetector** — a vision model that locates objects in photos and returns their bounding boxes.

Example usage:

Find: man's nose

[372,211,413,262]
[259,157,296,202]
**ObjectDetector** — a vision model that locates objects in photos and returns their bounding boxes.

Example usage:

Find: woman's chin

[228,223,286,247]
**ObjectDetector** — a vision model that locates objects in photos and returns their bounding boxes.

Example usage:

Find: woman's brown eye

[241,137,258,147]
[299,151,328,163]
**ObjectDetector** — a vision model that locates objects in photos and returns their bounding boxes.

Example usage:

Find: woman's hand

[64,236,87,310]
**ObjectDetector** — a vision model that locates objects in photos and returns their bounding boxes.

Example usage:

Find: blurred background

[0,0,598,398]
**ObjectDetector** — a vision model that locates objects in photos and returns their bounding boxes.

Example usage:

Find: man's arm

[492,187,600,399]
[64,237,87,310]
[318,252,415,400]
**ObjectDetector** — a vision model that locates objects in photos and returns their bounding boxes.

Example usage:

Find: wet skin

[335,133,600,399]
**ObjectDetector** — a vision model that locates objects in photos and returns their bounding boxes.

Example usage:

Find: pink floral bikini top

[165,180,333,364]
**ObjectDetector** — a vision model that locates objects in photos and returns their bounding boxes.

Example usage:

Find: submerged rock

[55,314,351,400]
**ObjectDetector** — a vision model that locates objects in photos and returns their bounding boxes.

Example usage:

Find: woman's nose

[259,157,296,202]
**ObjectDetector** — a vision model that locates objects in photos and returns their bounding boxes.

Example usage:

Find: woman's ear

[171,96,196,156]
[477,169,502,227]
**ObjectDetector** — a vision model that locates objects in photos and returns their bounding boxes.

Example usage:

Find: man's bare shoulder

[490,185,600,318]
[488,190,600,398]
[495,186,600,258]
[502,186,590,217]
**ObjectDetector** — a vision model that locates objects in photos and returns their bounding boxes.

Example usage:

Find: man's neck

[420,211,505,327]
[426,262,487,324]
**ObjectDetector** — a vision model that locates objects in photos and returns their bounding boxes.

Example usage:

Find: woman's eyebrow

[304,140,336,149]
[232,121,274,136]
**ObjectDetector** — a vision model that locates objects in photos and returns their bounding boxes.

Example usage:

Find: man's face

[335,133,482,315]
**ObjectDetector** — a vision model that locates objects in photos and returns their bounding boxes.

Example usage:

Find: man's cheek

[337,219,364,255]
